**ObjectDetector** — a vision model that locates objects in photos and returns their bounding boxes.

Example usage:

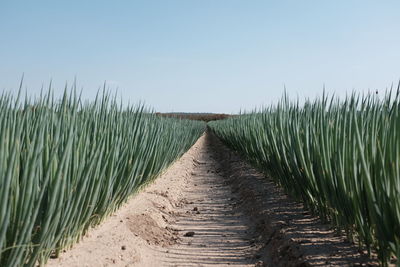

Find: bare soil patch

[47,132,378,267]
[126,214,179,247]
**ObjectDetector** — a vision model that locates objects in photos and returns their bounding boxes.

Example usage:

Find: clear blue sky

[1,1,399,113]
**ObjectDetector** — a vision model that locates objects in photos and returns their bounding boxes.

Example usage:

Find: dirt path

[158,137,256,266]
[47,132,379,267]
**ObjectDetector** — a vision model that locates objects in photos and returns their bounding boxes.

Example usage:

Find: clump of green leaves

[0,90,204,266]
[209,90,400,266]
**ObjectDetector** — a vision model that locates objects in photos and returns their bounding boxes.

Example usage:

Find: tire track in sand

[157,134,257,266]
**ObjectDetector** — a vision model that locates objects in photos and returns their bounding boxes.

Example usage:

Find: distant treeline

[156,112,232,122]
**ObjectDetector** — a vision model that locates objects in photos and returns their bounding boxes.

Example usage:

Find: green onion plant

[0,89,204,266]
[209,90,400,266]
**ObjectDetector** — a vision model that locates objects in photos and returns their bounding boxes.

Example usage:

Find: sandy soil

[47,132,379,267]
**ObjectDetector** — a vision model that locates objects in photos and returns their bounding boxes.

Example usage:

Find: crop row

[209,91,400,266]
[0,91,205,266]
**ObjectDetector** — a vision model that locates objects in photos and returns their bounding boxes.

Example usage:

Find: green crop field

[1,89,400,266]
[0,90,205,266]
[209,91,400,266]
